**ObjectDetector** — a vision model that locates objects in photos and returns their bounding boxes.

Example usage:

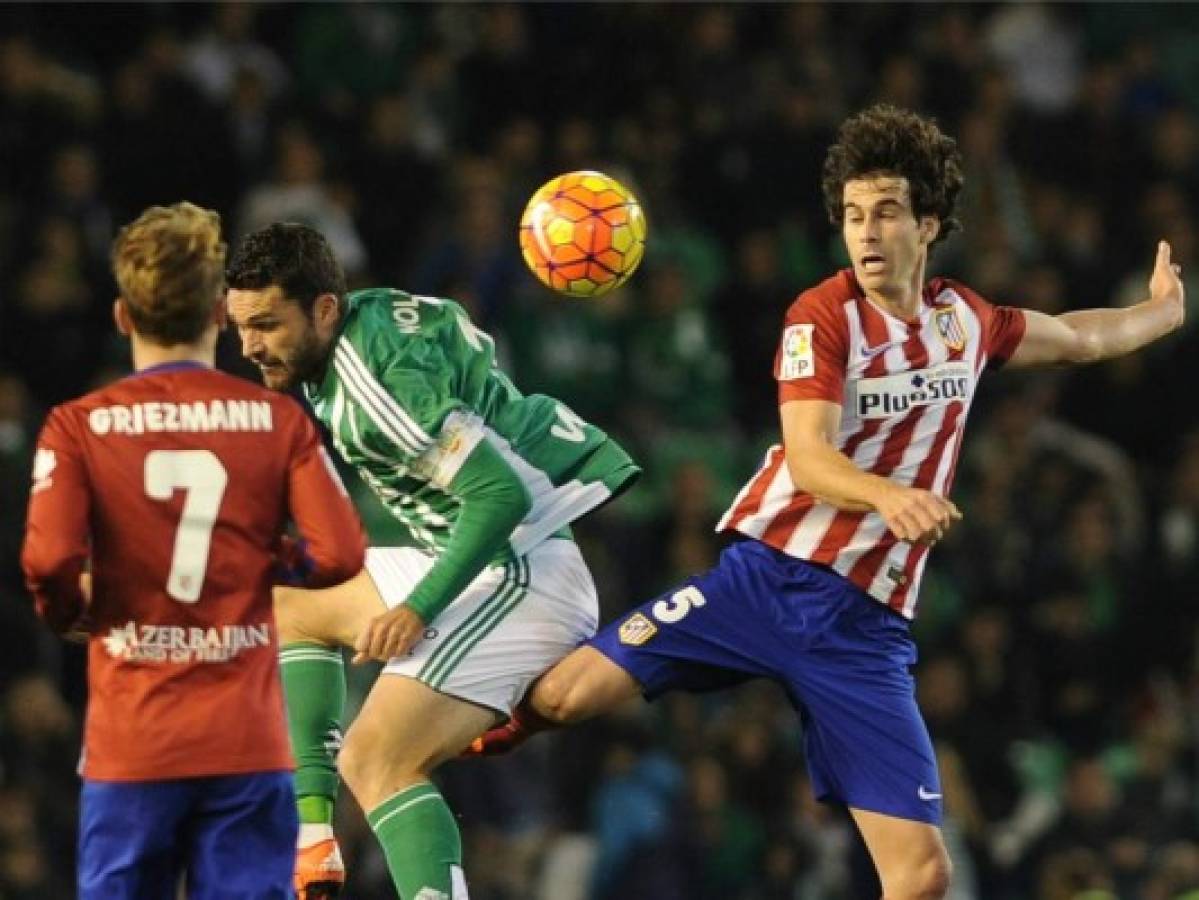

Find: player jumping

[224,224,639,900]
[22,203,366,899]
[465,105,1186,899]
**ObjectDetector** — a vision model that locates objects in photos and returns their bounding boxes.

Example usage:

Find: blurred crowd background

[2,3,1199,898]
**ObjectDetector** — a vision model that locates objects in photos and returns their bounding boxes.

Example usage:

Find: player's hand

[61,573,94,642]
[874,484,962,545]
[1149,240,1185,330]
[353,605,427,664]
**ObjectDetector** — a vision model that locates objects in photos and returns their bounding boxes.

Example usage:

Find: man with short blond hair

[23,202,365,900]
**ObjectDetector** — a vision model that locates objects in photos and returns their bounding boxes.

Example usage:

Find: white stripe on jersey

[788,306,914,560]
[782,502,838,558]
[715,446,775,533]
[741,456,799,541]
[339,382,391,465]
[721,285,996,618]
[886,301,985,616]
[333,340,430,457]
[336,339,431,449]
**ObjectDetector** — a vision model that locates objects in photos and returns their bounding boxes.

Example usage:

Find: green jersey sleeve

[329,329,461,464]
[402,436,532,623]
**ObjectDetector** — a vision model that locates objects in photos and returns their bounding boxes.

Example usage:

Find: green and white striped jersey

[304,289,640,559]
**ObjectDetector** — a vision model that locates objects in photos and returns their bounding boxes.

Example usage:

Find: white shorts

[363,539,598,715]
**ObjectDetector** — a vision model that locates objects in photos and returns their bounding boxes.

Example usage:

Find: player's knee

[886,850,952,900]
[337,727,382,796]
[337,727,425,807]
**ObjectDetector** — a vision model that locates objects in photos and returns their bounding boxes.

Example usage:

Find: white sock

[297,822,335,848]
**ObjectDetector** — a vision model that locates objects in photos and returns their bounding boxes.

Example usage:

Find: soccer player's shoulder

[927,275,992,311]
[785,269,857,323]
[343,287,452,350]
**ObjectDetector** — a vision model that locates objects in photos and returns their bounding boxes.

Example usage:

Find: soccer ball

[519,170,647,298]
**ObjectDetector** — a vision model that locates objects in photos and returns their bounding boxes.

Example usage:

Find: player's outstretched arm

[781,399,961,545]
[1008,240,1185,368]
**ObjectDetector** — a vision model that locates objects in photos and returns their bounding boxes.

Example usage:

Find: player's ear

[919,216,940,245]
[113,299,132,337]
[313,293,340,332]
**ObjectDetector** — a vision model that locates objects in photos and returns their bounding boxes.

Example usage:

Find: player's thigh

[78,780,190,900]
[380,540,599,717]
[528,645,642,723]
[274,566,388,648]
[851,807,951,897]
[186,771,296,900]
[340,674,501,806]
[791,592,943,826]
[583,543,777,701]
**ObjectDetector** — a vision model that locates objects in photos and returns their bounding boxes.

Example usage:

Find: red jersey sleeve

[21,408,90,633]
[985,304,1026,367]
[949,279,1026,368]
[284,412,366,586]
[776,288,850,405]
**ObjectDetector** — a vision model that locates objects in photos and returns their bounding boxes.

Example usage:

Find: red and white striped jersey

[717,269,1026,618]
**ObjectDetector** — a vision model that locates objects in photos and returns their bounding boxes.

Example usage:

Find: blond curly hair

[111,202,226,345]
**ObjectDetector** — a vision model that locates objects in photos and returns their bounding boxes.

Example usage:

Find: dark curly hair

[821,105,963,246]
[226,222,346,317]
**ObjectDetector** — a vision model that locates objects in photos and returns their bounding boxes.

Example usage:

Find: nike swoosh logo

[917,786,942,801]
[860,341,902,359]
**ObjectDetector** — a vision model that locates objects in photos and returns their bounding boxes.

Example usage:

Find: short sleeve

[776,291,850,405]
[944,279,1027,370]
[985,305,1026,368]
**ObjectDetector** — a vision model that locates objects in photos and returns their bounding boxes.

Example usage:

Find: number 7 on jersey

[144,450,228,603]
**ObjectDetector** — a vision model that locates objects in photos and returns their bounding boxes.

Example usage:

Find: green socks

[367,781,465,899]
[279,642,345,824]
[296,795,334,825]
[281,643,468,897]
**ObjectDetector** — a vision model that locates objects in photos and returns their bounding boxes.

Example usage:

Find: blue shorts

[588,539,942,824]
[79,771,297,899]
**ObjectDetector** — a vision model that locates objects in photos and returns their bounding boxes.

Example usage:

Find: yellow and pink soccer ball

[519,170,647,298]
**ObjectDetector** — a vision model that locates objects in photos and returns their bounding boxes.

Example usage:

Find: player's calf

[854,810,953,900]
[881,853,952,900]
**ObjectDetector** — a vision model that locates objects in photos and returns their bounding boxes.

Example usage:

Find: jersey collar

[129,360,211,378]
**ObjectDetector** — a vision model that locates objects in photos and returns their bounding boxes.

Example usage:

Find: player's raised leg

[466,646,641,756]
[274,570,387,899]
[851,809,951,900]
[349,538,599,897]
[528,646,642,722]
[339,675,498,899]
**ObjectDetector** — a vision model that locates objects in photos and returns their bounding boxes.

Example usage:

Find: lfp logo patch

[779,324,815,380]
[618,613,658,646]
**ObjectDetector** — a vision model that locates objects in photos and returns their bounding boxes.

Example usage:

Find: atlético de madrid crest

[934,307,967,351]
